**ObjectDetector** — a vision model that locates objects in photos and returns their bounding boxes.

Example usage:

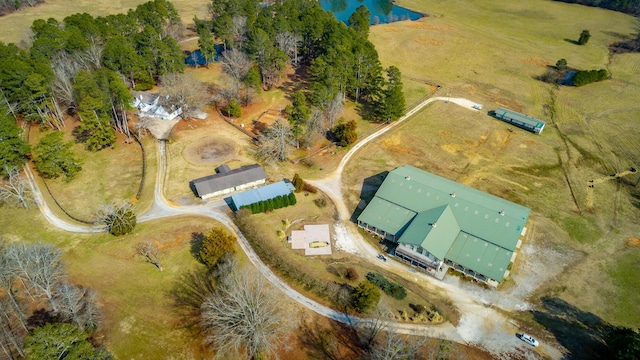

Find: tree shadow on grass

[190,232,205,263]
[167,268,216,332]
[531,296,612,359]
[297,318,365,360]
[349,171,389,223]
[564,38,580,45]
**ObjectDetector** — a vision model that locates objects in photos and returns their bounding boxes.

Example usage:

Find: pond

[320,0,423,25]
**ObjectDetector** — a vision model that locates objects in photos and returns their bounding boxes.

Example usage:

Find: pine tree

[292,174,304,192]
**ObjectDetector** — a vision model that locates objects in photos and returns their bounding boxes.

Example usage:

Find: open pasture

[363,0,640,328]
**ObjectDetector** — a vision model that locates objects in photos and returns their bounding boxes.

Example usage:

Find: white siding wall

[200,178,266,200]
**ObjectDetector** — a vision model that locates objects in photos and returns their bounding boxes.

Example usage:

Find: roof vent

[499,210,505,216]
[431,222,437,228]
[405,176,411,181]
[450,192,456,197]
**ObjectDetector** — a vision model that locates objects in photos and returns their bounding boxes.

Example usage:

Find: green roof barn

[493,107,546,134]
[357,165,530,287]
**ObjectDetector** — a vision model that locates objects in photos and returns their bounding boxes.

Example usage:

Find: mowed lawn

[64,216,220,359]
[0,0,211,45]
[363,0,640,327]
[26,124,154,221]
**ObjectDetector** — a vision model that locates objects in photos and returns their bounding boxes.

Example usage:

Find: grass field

[0,0,211,45]
[360,0,640,329]
[26,123,152,221]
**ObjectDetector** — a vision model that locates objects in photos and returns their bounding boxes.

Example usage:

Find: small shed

[493,107,546,134]
[230,180,295,210]
[290,224,332,256]
[190,164,266,200]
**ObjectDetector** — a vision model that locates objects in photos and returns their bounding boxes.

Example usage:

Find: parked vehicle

[377,254,387,262]
[519,333,539,347]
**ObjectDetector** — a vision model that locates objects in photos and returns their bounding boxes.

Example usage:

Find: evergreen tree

[348,5,371,38]
[196,227,236,269]
[33,131,81,180]
[0,109,30,177]
[292,173,304,192]
[381,66,405,121]
[226,98,242,118]
[288,192,296,205]
[24,323,110,360]
[578,30,591,45]
[351,280,380,313]
[198,27,217,65]
[333,119,358,146]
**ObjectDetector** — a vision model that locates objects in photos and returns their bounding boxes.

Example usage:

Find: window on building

[417,247,423,254]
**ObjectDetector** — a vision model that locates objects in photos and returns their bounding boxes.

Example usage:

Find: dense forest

[0,0,45,16]
[553,0,640,15]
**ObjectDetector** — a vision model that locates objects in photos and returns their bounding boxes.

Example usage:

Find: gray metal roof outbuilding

[190,164,266,199]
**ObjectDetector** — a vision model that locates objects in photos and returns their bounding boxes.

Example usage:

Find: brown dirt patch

[182,136,237,165]
[384,27,404,32]
[625,237,640,247]
[523,57,550,68]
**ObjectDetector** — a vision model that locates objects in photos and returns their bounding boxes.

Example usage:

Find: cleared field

[25,123,154,221]
[0,0,211,45]
[362,0,640,328]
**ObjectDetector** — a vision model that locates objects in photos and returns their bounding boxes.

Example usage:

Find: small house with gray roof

[190,164,266,200]
[357,165,530,287]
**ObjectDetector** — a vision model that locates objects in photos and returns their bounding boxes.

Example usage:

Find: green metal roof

[399,205,460,259]
[357,197,416,236]
[495,107,545,130]
[357,165,530,281]
[446,232,513,281]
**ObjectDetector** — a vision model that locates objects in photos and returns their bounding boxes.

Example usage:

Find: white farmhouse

[132,91,183,121]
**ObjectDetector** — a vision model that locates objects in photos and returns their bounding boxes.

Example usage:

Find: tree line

[553,0,640,16]
[0,0,44,17]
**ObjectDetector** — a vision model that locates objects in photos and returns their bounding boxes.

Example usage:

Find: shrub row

[240,193,296,214]
[366,272,407,300]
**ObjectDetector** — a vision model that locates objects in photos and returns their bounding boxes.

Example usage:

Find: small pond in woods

[320,0,424,24]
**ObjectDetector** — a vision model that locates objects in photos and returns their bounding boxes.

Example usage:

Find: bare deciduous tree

[0,167,31,209]
[276,32,302,67]
[82,40,104,70]
[201,269,296,359]
[221,48,251,84]
[325,92,344,129]
[135,241,163,271]
[5,242,66,312]
[303,108,325,148]
[231,16,248,47]
[53,283,102,333]
[256,117,297,162]
[51,51,84,109]
[159,73,209,119]
[365,326,426,360]
[0,296,26,359]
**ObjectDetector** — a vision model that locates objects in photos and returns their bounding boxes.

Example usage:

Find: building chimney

[499,210,505,216]
[431,222,437,228]
[450,192,456,197]
[405,176,411,181]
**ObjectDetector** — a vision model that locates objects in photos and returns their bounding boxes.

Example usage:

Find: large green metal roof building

[357,166,530,284]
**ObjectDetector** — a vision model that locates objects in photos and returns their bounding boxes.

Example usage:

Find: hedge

[240,192,297,214]
[366,272,407,300]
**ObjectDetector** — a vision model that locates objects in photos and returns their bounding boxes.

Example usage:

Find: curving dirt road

[27,96,560,359]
